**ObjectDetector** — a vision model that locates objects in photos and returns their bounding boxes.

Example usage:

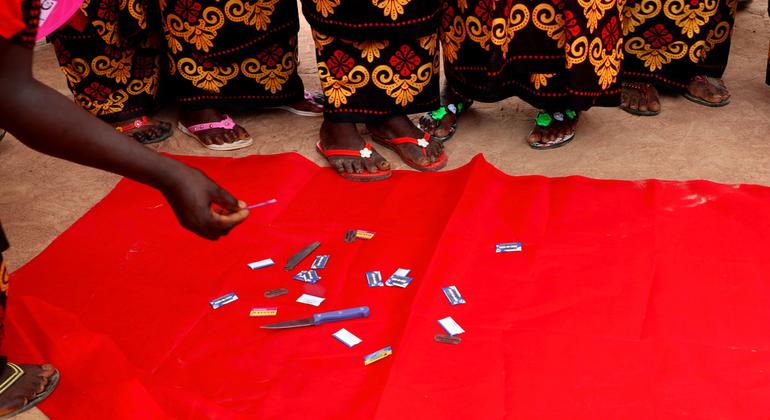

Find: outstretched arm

[0,38,249,240]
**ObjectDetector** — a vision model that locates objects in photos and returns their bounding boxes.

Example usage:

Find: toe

[375,156,391,170]
[342,160,355,174]
[528,128,542,144]
[629,95,640,111]
[210,134,224,145]
[222,131,236,144]
[235,125,251,140]
[637,97,647,112]
[648,98,661,113]
[620,90,630,108]
[133,132,149,143]
[414,153,430,166]
[363,158,379,173]
[333,159,346,173]
[351,159,364,174]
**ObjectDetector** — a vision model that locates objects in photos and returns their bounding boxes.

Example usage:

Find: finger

[211,208,250,229]
[196,228,222,241]
[212,185,242,212]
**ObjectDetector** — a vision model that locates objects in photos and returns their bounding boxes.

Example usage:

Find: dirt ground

[2,2,770,418]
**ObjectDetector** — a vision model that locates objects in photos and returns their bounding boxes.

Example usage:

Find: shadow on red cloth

[6,153,770,419]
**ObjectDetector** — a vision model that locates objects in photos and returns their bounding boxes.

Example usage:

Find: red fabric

[0,0,26,40]
[7,153,770,419]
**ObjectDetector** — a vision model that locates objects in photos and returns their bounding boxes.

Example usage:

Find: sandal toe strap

[115,116,151,133]
[318,143,375,159]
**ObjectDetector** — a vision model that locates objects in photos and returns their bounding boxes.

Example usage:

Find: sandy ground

[2,2,770,418]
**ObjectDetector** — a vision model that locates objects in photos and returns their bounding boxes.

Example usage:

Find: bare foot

[113,116,173,144]
[178,108,251,147]
[685,75,730,106]
[620,82,661,116]
[367,115,444,167]
[287,90,324,115]
[0,363,57,417]
[527,111,580,150]
[319,120,390,176]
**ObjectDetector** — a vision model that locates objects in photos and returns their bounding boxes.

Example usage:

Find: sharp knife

[261,306,370,329]
[284,241,321,271]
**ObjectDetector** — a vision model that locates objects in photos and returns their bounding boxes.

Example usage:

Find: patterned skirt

[622,0,738,91]
[301,0,442,122]
[162,0,306,109]
[441,0,624,111]
[51,0,306,121]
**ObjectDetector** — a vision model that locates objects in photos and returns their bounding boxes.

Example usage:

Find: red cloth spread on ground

[7,153,770,419]
[0,0,26,40]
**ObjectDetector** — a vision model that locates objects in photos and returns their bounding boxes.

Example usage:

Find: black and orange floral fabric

[50,0,164,122]
[441,0,624,111]
[623,0,738,91]
[303,0,441,122]
[301,0,441,39]
[162,0,305,109]
[51,0,306,120]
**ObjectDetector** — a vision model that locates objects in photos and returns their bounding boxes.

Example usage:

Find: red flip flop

[316,142,392,182]
[371,133,448,172]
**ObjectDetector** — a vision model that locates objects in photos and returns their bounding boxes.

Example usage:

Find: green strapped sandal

[527,109,579,150]
[418,99,472,142]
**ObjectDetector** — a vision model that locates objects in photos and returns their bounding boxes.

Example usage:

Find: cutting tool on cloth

[284,241,321,270]
[260,306,370,329]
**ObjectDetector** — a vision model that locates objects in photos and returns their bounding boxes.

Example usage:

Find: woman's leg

[313,29,445,174]
[50,7,169,143]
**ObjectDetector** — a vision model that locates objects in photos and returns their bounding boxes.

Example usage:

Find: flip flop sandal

[178,115,253,151]
[371,132,448,171]
[418,101,470,142]
[0,363,60,419]
[682,76,731,107]
[527,110,578,150]
[115,116,173,144]
[269,90,324,117]
[316,142,392,182]
[620,83,661,116]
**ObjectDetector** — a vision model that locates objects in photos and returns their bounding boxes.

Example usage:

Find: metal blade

[284,241,321,271]
[260,317,315,329]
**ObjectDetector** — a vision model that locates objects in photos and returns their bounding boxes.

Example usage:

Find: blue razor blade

[209,292,238,309]
[442,286,466,305]
[293,270,320,284]
[496,242,522,253]
[366,271,383,287]
[311,255,329,269]
[390,276,412,288]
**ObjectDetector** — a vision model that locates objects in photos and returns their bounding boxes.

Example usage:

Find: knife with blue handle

[260,306,370,329]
